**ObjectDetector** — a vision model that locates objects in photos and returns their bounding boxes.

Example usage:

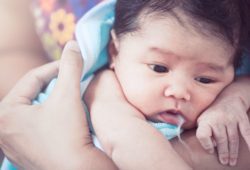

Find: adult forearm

[223,75,250,111]
[90,100,192,170]
[0,53,50,99]
[171,129,250,169]
[235,76,250,110]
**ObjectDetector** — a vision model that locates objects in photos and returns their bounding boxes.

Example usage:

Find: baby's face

[111,15,235,129]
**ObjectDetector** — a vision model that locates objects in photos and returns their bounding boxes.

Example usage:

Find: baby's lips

[159,110,186,126]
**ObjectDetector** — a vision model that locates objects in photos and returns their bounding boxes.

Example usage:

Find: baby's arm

[84,70,192,170]
[196,75,250,166]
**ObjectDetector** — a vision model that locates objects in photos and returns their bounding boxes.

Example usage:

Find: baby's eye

[149,64,169,73]
[195,77,215,84]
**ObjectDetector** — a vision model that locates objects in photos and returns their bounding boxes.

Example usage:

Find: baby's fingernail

[230,158,237,166]
[220,157,229,165]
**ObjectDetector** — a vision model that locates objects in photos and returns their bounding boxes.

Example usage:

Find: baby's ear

[108,29,119,69]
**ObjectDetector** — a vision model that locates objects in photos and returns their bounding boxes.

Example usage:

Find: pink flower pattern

[32,0,103,60]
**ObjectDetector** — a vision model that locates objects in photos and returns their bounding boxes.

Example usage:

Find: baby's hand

[196,95,250,167]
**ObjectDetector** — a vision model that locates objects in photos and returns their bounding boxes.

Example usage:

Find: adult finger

[52,41,83,99]
[227,123,239,166]
[213,125,229,165]
[196,123,215,154]
[3,61,59,105]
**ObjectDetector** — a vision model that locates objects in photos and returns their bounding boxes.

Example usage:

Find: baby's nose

[164,82,191,101]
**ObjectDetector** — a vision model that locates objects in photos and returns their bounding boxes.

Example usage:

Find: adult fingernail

[65,41,81,53]
[230,159,237,166]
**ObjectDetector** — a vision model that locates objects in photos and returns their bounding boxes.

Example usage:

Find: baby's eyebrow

[149,47,175,56]
[196,63,225,72]
[149,47,228,72]
[148,47,181,62]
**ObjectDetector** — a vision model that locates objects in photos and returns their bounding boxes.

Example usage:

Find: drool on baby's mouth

[159,110,185,126]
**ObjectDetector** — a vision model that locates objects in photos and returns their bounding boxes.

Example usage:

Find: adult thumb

[53,41,83,99]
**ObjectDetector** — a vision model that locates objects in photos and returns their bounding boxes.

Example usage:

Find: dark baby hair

[113,0,250,68]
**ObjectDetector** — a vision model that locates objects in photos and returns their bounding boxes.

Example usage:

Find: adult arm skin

[84,70,250,169]
[172,126,250,170]
[0,42,118,170]
[0,0,50,99]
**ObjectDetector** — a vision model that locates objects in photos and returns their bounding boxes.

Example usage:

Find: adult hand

[0,41,116,170]
[196,76,250,167]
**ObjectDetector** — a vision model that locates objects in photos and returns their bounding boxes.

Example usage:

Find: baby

[2,0,250,170]
[82,0,250,169]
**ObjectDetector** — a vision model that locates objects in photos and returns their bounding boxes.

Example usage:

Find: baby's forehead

[138,12,234,46]
[122,16,235,66]
[138,9,228,42]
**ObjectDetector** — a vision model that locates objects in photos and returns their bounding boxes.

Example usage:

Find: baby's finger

[239,115,250,150]
[213,125,229,165]
[196,123,214,154]
[227,123,239,166]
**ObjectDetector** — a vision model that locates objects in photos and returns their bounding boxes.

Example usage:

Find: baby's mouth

[159,110,185,126]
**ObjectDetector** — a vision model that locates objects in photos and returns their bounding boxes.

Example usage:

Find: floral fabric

[32,0,103,60]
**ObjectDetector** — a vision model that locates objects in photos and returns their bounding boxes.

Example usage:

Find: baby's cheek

[125,86,153,112]
[197,93,217,113]
[122,84,143,102]
[184,91,218,128]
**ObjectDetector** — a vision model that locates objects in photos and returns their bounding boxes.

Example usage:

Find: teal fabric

[1,159,16,170]
[76,0,115,80]
[150,122,183,140]
[2,0,249,169]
